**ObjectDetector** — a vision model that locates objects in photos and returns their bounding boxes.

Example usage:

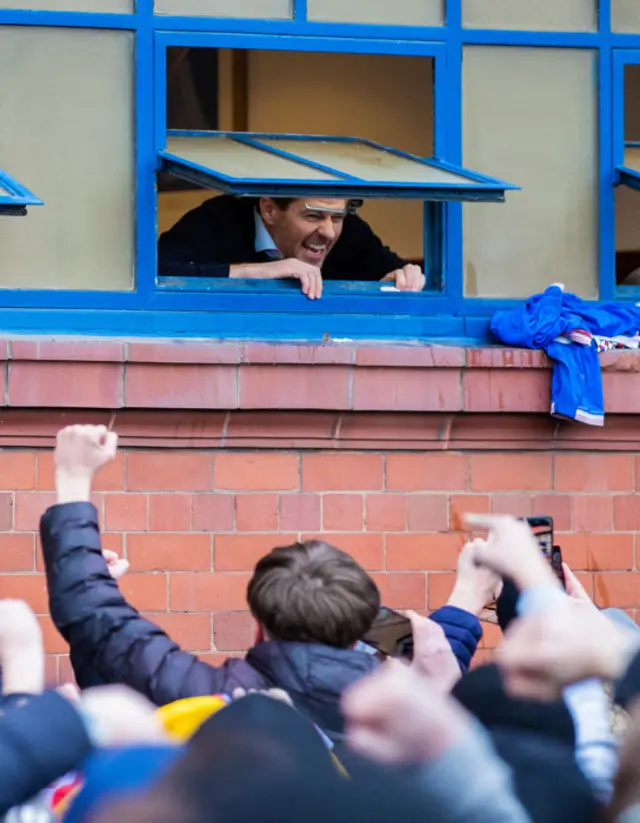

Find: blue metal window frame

[0,0,636,340]
[160,132,516,201]
[0,167,42,216]
[613,49,640,299]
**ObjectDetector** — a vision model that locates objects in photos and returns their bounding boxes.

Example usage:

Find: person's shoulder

[185,194,251,222]
[168,194,250,225]
[343,211,374,234]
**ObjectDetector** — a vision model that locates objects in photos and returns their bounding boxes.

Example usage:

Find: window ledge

[0,336,636,417]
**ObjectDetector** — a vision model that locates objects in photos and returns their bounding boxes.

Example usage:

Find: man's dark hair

[247,540,380,648]
[260,197,362,214]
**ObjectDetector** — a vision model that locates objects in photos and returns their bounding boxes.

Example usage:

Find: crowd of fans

[0,423,639,821]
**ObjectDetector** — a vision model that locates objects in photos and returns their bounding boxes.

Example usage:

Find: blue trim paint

[159,132,515,201]
[442,0,464,308]
[0,0,634,340]
[0,170,41,215]
[599,5,615,302]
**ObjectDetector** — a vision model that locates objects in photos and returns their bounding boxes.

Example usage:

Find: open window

[157,45,516,296]
[0,167,42,217]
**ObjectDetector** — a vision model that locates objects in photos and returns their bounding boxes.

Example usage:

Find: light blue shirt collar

[254,211,282,258]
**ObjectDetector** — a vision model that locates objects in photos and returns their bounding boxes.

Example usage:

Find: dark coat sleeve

[429,606,483,673]
[326,214,408,282]
[158,211,232,279]
[0,690,91,813]
[158,196,251,279]
[40,502,257,705]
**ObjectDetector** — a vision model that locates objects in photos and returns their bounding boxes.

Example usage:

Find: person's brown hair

[247,540,380,648]
[258,197,362,214]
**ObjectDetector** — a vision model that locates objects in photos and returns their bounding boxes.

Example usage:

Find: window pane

[160,50,434,273]
[462,47,598,299]
[257,138,477,185]
[307,0,443,26]
[166,135,342,180]
[612,0,640,32]
[0,0,131,9]
[462,0,596,31]
[623,146,640,174]
[154,0,292,18]
[247,51,433,262]
[0,26,134,291]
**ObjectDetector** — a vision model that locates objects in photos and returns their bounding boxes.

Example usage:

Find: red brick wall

[2,446,637,684]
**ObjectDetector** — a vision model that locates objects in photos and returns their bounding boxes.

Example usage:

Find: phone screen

[359,607,413,660]
[484,515,565,610]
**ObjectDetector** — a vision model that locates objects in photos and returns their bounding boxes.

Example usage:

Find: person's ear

[254,620,265,645]
[259,198,278,227]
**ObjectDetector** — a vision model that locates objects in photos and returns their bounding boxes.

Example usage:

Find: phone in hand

[357,606,413,660]
[483,515,566,611]
[526,516,566,590]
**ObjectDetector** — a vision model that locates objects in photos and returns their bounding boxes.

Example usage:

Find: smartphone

[526,516,566,589]
[484,515,565,611]
[358,606,413,660]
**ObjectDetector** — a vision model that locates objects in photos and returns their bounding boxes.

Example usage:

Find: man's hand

[343,659,468,765]
[500,601,640,697]
[78,685,168,747]
[447,539,502,616]
[409,612,461,691]
[230,259,323,300]
[381,264,425,292]
[54,425,118,503]
[0,600,44,695]
[465,513,558,592]
[103,549,130,581]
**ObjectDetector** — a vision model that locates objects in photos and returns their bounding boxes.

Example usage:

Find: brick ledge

[0,410,638,452]
[0,336,636,414]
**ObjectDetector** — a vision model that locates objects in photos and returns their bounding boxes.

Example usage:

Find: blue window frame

[612,48,640,297]
[160,132,515,202]
[0,167,42,217]
[0,0,637,340]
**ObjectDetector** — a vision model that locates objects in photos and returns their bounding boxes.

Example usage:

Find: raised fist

[55,425,118,479]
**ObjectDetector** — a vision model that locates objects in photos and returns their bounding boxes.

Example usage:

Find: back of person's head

[94,696,432,823]
[247,540,380,648]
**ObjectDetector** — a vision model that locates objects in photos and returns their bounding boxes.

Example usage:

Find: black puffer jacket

[40,502,379,737]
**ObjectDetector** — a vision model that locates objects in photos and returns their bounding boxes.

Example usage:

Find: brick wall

[0,337,637,684]
[2,445,638,684]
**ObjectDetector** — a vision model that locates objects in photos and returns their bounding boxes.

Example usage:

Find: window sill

[0,337,636,434]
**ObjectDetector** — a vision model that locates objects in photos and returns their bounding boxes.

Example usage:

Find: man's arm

[336,215,425,291]
[341,214,407,279]
[41,501,239,704]
[158,215,232,279]
[43,425,255,705]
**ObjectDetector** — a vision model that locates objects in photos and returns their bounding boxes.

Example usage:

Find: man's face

[260,198,347,267]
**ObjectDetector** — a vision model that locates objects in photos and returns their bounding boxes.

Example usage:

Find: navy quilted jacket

[41,502,482,737]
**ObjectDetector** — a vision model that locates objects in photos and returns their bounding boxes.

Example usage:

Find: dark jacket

[158,195,406,281]
[453,665,599,823]
[0,690,92,813]
[41,503,481,739]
